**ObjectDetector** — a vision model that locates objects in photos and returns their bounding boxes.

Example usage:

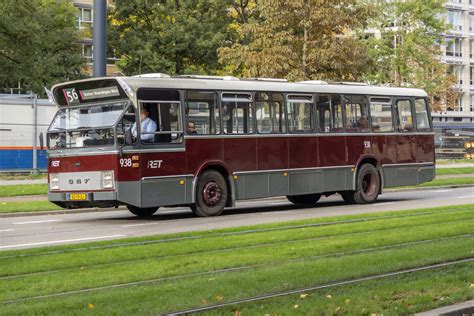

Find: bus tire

[192,170,228,217]
[127,205,159,217]
[346,163,380,204]
[286,194,321,205]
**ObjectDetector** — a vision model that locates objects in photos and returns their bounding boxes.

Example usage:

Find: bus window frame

[414,97,433,132]
[368,96,394,133]
[394,97,415,133]
[285,93,315,134]
[254,92,286,134]
[342,94,371,133]
[220,92,255,135]
[184,90,221,135]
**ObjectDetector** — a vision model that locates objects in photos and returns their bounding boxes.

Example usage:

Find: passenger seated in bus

[186,121,197,135]
[357,116,369,130]
[131,108,157,143]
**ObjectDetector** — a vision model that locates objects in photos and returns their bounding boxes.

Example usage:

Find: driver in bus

[131,108,157,142]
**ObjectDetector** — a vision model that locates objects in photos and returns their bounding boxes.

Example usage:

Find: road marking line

[269,202,290,205]
[456,195,474,199]
[372,202,396,206]
[0,229,14,232]
[432,189,454,193]
[0,235,126,250]
[121,223,158,228]
[12,219,63,225]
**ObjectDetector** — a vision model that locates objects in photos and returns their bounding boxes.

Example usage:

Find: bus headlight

[101,170,115,189]
[50,173,60,191]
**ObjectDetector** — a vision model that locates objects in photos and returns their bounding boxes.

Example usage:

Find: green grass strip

[0,184,47,198]
[0,217,472,303]
[0,201,58,213]
[2,206,473,278]
[204,262,474,316]
[0,237,472,315]
[436,167,474,175]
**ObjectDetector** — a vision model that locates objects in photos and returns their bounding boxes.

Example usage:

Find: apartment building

[444,0,474,113]
[70,0,119,76]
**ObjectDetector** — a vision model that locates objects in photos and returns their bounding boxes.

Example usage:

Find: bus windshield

[47,101,129,149]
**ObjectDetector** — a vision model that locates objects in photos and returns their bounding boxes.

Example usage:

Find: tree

[0,0,84,95]
[363,0,457,112]
[109,0,231,76]
[219,0,374,81]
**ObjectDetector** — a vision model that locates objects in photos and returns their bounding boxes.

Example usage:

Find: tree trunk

[302,26,308,79]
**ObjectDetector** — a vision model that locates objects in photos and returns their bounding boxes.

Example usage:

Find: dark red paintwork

[48,134,434,190]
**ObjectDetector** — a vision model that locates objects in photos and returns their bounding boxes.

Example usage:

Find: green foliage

[0,0,85,95]
[363,0,456,111]
[109,0,231,76]
[219,0,375,81]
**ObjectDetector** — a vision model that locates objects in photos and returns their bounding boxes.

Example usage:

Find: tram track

[1,206,471,260]
[1,217,472,280]
[162,257,474,315]
[1,234,472,305]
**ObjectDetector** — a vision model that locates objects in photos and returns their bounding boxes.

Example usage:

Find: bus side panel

[186,138,224,174]
[138,151,190,207]
[257,137,289,197]
[372,135,397,187]
[417,134,435,184]
[223,138,257,199]
[318,135,351,192]
[288,136,320,195]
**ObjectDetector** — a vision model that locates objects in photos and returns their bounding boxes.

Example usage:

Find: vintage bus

[46,74,435,217]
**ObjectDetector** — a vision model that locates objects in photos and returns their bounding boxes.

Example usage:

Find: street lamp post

[93,0,107,77]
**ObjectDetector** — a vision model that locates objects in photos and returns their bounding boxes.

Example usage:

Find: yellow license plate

[68,193,88,201]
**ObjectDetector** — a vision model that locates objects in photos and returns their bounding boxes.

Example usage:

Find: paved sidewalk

[0,179,47,186]
[0,195,47,202]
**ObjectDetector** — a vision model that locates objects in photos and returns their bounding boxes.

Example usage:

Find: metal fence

[0,94,56,173]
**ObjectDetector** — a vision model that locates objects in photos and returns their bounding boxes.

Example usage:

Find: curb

[415,299,474,316]
[1,184,473,218]
[385,184,474,193]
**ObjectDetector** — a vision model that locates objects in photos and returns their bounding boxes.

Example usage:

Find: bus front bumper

[48,191,120,209]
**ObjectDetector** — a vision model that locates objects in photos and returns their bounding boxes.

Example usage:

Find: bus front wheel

[342,164,380,204]
[286,194,321,205]
[127,205,159,217]
[192,170,228,217]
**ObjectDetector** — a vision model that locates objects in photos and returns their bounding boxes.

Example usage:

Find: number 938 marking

[119,158,132,168]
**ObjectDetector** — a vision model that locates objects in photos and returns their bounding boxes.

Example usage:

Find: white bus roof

[53,75,429,99]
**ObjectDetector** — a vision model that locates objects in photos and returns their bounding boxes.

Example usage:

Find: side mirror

[39,132,44,150]
[125,128,133,145]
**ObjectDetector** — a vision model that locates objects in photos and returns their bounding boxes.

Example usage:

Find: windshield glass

[47,101,130,149]
[49,101,128,131]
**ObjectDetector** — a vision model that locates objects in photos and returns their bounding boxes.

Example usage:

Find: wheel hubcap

[202,181,222,206]
[361,172,376,196]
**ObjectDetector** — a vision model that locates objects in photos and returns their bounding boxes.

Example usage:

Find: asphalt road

[0,187,473,251]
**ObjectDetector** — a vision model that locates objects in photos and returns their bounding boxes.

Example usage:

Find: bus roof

[52,75,428,100]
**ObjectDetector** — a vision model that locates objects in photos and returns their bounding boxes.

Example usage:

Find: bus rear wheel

[127,205,159,217]
[342,164,380,204]
[192,170,228,217]
[286,194,321,205]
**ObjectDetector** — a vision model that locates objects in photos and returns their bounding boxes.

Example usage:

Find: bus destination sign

[62,86,121,105]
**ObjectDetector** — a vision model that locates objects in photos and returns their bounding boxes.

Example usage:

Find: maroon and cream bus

[46,74,435,217]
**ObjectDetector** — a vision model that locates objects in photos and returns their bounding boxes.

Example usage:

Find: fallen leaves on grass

[87,303,95,310]
[300,294,308,299]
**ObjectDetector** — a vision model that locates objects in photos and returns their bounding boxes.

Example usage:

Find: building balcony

[444,55,465,64]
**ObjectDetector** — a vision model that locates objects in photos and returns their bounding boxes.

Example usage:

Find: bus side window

[117,105,136,145]
[396,99,414,132]
[286,94,314,133]
[137,89,183,144]
[415,98,432,132]
[255,92,286,134]
[344,95,369,133]
[316,95,331,133]
[370,98,393,133]
[331,95,344,132]
[185,91,220,135]
[222,93,254,134]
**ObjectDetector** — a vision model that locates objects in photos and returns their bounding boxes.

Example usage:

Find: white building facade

[444,0,474,113]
